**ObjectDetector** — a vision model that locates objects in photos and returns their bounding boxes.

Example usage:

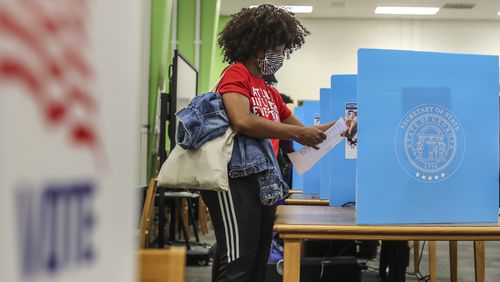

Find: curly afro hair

[218,4,310,64]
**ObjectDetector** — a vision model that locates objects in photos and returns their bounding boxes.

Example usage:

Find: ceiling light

[250,5,313,14]
[497,11,500,16]
[375,6,440,15]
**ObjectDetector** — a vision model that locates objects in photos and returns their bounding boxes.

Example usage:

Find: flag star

[421,175,426,180]
[434,175,439,180]
[416,172,420,177]
[427,176,433,181]
[441,173,445,177]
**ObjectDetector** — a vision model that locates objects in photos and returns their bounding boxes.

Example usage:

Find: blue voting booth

[357,49,499,224]
[320,88,333,199]
[300,101,322,194]
[291,106,304,190]
[329,75,358,207]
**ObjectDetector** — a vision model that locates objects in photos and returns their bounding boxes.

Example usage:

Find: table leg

[199,198,209,235]
[449,241,458,282]
[414,241,420,273]
[428,241,436,282]
[181,199,192,240]
[283,238,302,282]
[157,187,166,248]
[474,241,485,282]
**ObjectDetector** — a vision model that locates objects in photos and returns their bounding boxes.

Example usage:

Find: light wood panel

[428,241,436,282]
[284,194,329,206]
[139,178,158,248]
[138,248,186,282]
[283,239,302,282]
[474,241,485,282]
[285,198,330,206]
[274,206,500,241]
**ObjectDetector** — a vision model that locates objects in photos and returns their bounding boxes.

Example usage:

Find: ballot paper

[288,117,348,175]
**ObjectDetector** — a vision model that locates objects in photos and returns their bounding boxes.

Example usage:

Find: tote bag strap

[210,65,230,92]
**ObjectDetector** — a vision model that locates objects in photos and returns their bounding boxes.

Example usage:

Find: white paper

[288,117,348,175]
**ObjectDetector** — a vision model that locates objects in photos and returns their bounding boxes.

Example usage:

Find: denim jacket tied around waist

[175,92,289,205]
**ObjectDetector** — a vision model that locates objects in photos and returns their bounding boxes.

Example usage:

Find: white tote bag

[157,127,235,192]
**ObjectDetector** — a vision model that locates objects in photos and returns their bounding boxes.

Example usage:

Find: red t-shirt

[217,62,291,154]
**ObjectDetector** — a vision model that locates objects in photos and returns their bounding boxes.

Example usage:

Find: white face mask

[257,51,285,75]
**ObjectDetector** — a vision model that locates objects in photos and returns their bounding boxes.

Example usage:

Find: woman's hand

[293,126,326,149]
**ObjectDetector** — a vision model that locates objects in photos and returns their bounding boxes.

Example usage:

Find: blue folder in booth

[329,75,357,207]
[357,49,499,224]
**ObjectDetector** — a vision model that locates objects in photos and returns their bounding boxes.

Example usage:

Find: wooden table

[274,205,500,282]
[284,193,329,206]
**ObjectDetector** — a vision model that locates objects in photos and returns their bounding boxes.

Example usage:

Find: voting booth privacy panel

[292,106,304,190]
[328,75,357,207]
[319,88,332,199]
[356,49,499,224]
[0,1,141,281]
[299,101,321,194]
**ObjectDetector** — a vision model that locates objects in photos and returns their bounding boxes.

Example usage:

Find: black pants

[201,175,276,282]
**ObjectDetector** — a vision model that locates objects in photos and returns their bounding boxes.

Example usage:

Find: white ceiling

[220,0,500,20]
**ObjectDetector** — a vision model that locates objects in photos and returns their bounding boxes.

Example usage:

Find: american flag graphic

[0,0,106,168]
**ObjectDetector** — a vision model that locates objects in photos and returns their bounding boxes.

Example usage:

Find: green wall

[146,0,222,180]
[210,15,230,87]
[199,0,221,93]
[147,0,173,180]
[177,0,195,63]
[176,0,221,93]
